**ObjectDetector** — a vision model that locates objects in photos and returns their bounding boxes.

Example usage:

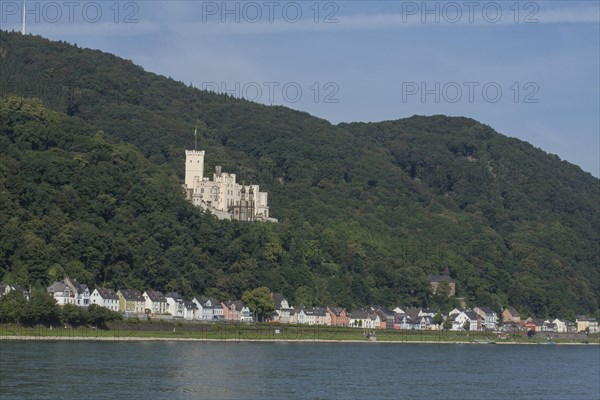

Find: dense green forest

[0,31,598,319]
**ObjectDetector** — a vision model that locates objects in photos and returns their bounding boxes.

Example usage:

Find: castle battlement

[185,150,205,155]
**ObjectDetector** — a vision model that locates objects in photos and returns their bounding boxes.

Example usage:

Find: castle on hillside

[183,149,277,222]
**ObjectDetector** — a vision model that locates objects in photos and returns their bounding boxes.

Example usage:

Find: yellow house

[575,315,598,333]
[117,289,145,314]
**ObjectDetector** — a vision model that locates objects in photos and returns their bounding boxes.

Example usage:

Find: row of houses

[0,280,597,333]
[272,293,500,331]
[501,307,599,334]
[42,278,253,322]
[272,294,599,333]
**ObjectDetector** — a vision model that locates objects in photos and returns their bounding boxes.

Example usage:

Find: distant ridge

[0,30,598,319]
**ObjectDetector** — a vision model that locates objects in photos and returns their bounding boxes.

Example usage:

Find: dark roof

[396,313,412,322]
[118,289,143,301]
[476,306,495,315]
[165,292,182,301]
[206,298,221,306]
[304,307,327,317]
[506,307,520,316]
[48,282,68,293]
[350,310,369,319]
[376,307,395,317]
[68,279,89,293]
[404,307,421,321]
[233,301,245,310]
[95,288,118,300]
[145,290,167,302]
[272,293,287,309]
[184,301,198,310]
[465,310,481,320]
[328,307,345,316]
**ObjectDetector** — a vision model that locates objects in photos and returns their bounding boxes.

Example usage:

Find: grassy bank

[1,323,598,344]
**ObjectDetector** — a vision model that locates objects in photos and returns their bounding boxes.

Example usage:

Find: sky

[1,0,599,176]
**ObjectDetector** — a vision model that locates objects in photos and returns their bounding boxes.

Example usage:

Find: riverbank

[2,323,597,345]
[2,335,598,345]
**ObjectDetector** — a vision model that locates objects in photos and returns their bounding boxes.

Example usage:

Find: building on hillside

[0,282,13,297]
[428,265,456,297]
[183,149,276,222]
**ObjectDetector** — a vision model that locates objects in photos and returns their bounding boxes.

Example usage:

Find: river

[0,341,598,399]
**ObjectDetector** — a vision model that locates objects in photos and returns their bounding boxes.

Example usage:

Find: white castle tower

[185,150,205,189]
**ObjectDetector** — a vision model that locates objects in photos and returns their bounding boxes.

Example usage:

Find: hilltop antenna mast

[22,0,26,34]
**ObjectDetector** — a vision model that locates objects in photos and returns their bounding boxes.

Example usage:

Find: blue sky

[2,0,599,176]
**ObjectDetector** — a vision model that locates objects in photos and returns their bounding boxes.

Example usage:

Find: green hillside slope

[0,31,598,318]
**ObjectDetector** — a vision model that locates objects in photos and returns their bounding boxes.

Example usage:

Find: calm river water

[0,341,598,400]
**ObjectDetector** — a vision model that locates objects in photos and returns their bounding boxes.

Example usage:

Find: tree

[463,319,471,331]
[87,304,121,328]
[0,290,27,323]
[242,287,275,322]
[443,319,452,330]
[20,290,59,327]
[432,312,443,326]
[60,304,86,327]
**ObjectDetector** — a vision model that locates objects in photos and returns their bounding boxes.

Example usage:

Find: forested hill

[0,31,598,319]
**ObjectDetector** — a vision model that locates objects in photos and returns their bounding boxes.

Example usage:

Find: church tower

[185,150,205,189]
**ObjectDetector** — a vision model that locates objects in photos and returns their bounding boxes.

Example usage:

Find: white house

[414,315,432,330]
[448,309,481,331]
[165,292,185,318]
[239,305,253,322]
[90,288,119,311]
[0,282,13,297]
[552,318,567,333]
[193,297,224,321]
[272,293,293,323]
[395,313,413,330]
[474,306,498,330]
[183,301,199,320]
[192,297,205,319]
[47,278,90,307]
[143,290,169,315]
[350,310,380,329]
